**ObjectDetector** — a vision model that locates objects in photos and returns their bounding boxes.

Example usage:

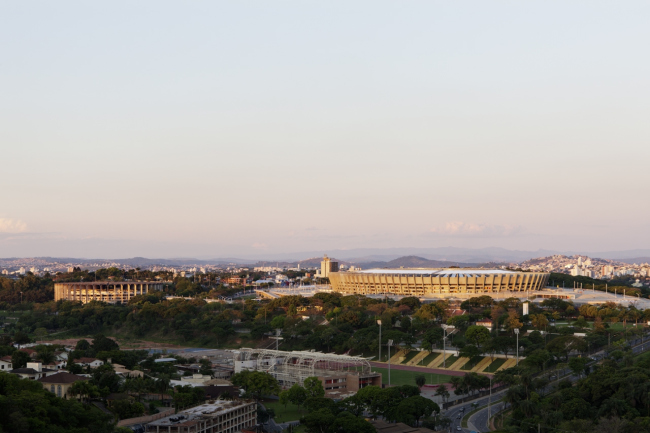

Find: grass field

[420,352,440,366]
[552,321,635,331]
[401,350,419,364]
[460,356,484,370]
[484,358,506,373]
[262,400,305,423]
[372,366,452,386]
[443,355,458,367]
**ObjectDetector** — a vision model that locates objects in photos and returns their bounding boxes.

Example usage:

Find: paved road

[441,388,507,433]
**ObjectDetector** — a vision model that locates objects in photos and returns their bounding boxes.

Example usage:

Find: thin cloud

[0,218,27,233]
[251,243,269,250]
[429,221,524,238]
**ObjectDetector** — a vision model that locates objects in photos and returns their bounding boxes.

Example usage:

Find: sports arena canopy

[357,269,515,277]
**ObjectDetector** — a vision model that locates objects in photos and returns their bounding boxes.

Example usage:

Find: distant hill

[616,257,650,265]
[355,255,479,269]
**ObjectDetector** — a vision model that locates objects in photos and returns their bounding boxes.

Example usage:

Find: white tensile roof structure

[232,348,376,388]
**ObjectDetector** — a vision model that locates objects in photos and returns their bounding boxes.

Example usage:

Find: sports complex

[328,269,550,297]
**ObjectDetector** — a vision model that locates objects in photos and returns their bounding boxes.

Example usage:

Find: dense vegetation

[3,270,650,432]
[0,371,114,433]
[233,369,441,432]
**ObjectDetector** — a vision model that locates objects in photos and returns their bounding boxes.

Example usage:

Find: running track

[369,361,487,377]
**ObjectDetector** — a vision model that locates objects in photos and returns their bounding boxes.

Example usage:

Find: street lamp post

[514,328,520,366]
[387,339,394,387]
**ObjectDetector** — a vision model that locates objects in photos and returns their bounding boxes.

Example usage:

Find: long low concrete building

[329,269,550,297]
[54,281,163,304]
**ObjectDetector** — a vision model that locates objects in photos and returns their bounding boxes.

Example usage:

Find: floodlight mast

[270,329,283,351]
[441,324,454,368]
[387,339,394,387]
[514,328,520,366]
[377,320,382,362]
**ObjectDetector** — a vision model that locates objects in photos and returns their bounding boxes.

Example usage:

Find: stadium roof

[356,269,518,277]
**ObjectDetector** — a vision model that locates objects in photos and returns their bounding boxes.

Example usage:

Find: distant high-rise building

[320,255,339,279]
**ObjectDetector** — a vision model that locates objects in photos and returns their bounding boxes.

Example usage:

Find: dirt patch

[46,337,190,351]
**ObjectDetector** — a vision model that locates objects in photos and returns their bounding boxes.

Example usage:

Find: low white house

[0,356,12,371]
[73,357,104,368]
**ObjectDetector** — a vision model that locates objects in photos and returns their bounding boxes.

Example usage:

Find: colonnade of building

[329,271,550,296]
[54,282,163,304]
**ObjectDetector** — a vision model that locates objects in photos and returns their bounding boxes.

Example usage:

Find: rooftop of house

[38,372,89,384]
[11,367,56,375]
[74,357,101,364]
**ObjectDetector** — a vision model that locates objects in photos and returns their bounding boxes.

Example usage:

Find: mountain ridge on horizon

[2,246,649,266]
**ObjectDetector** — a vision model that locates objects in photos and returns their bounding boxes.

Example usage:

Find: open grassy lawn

[483,358,506,373]
[400,350,419,364]
[372,367,452,387]
[443,355,458,367]
[421,352,440,366]
[460,356,484,370]
[262,400,305,423]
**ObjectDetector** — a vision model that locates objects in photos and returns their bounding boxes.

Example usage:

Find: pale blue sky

[1,1,649,258]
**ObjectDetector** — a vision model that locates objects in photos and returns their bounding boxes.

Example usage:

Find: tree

[422,327,443,351]
[568,357,588,378]
[330,411,376,433]
[521,349,551,371]
[465,325,491,348]
[69,380,98,402]
[395,395,439,426]
[415,374,426,388]
[92,334,119,353]
[304,376,325,398]
[301,408,336,433]
[546,336,588,361]
[355,385,383,418]
[12,350,31,369]
[111,399,145,419]
[459,344,480,362]
[198,358,213,377]
[434,384,450,403]
[493,336,515,358]
[0,371,114,433]
[157,374,170,401]
[231,370,280,401]
[506,310,523,333]
[287,384,309,411]
[35,345,56,365]
[531,314,549,330]
[33,327,48,340]
[279,389,291,410]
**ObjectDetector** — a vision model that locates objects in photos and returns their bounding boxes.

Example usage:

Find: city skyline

[2,1,650,258]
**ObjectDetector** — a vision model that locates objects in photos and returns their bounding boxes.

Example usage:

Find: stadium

[328,269,550,297]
